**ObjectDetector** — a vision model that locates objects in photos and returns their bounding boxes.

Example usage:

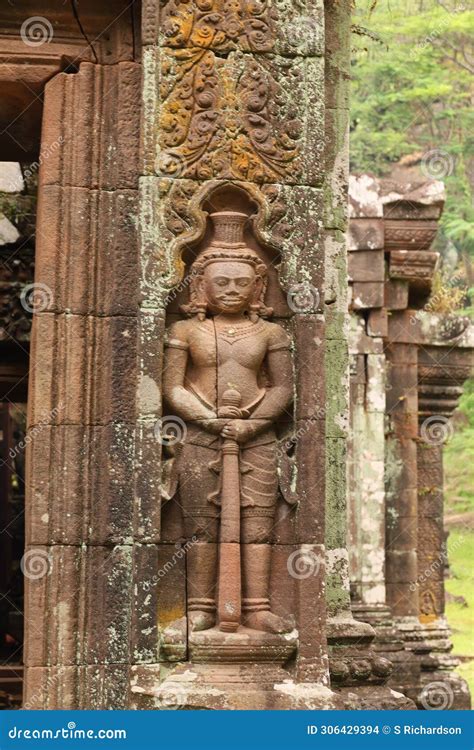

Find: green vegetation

[351,0,474,309]
[445,379,474,517]
[351,0,473,693]
[445,529,474,695]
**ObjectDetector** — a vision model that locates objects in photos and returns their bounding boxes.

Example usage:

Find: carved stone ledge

[157,0,325,58]
[389,249,438,285]
[329,653,393,687]
[131,662,343,710]
[384,220,439,251]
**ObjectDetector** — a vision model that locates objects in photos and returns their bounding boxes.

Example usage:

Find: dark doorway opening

[0,160,36,708]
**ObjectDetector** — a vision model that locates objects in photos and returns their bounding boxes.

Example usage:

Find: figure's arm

[251,334,293,422]
[163,324,216,423]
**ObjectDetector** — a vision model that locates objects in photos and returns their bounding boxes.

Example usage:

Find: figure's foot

[163,610,216,644]
[244,610,295,634]
[189,610,216,632]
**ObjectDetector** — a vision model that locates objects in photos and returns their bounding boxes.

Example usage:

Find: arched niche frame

[140,178,320,315]
[164,182,291,321]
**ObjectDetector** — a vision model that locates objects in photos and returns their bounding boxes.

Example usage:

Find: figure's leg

[169,442,220,633]
[240,441,295,634]
[241,512,295,634]
[185,527,218,632]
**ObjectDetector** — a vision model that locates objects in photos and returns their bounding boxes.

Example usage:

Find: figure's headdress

[181,211,272,320]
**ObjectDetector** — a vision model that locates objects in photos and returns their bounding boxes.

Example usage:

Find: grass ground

[444,381,474,698]
[445,529,474,696]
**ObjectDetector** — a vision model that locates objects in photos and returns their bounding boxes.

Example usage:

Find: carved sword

[217,388,242,633]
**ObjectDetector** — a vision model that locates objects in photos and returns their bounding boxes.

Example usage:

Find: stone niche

[132,180,336,710]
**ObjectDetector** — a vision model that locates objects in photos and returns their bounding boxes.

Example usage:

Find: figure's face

[202,261,259,314]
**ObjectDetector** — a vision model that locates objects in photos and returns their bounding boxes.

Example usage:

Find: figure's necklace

[206,318,264,343]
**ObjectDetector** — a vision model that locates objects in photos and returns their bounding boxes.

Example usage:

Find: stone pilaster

[23,61,141,709]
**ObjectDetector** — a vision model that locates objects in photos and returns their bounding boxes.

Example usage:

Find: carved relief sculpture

[162,210,295,646]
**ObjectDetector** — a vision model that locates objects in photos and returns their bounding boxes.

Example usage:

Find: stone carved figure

[163,211,295,640]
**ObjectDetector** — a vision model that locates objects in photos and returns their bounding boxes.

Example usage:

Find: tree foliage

[351,0,474,290]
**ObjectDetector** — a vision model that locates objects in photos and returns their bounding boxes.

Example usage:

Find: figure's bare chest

[188,322,269,369]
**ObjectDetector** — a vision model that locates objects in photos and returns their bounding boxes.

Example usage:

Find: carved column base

[385,617,471,709]
[161,626,298,664]
[417,619,471,710]
[334,686,416,710]
[326,615,416,707]
[131,663,343,710]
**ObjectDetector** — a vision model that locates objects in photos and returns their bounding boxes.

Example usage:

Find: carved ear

[253,274,264,302]
[196,275,205,295]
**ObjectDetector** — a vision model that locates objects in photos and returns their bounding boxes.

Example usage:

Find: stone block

[40,62,140,190]
[35,186,138,316]
[367,309,388,338]
[292,314,325,420]
[325,339,349,438]
[29,313,137,427]
[348,250,384,283]
[348,218,384,250]
[143,47,325,186]
[24,544,133,668]
[351,282,384,309]
[384,280,409,310]
[26,424,135,546]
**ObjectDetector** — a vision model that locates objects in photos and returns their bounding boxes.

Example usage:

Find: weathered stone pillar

[415,325,472,709]
[347,176,388,623]
[321,24,413,710]
[345,170,472,709]
[23,61,141,709]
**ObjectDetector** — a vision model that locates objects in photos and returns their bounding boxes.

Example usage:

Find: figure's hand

[218,406,242,419]
[220,420,254,445]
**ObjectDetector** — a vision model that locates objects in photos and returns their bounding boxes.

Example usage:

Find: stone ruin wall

[0,0,471,710]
